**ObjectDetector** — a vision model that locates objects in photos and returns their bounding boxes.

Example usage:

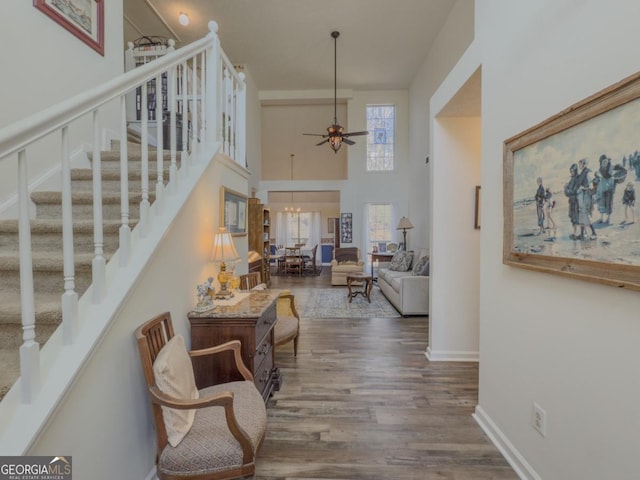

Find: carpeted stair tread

[0,142,171,400]
[71,168,166,181]
[0,290,63,326]
[31,190,152,204]
[0,218,124,234]
[89,149,182,163]
[0,251,109,271]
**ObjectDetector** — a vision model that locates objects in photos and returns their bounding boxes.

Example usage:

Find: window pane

[368,204,392,251]
[286,212,310,245]
[366,105,395,171]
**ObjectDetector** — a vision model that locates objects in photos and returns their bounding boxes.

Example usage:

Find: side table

[346,273,373,303]
[188,289,282,403]
[370,252,395,281]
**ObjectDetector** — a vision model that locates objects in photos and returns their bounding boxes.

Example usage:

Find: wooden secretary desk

[188,289,281,402]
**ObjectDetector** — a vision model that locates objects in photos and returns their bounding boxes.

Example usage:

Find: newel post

[205,21,219,147]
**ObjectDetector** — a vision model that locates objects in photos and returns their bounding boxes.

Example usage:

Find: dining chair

[303,244,318,275]
[239,272,261,291]
[284,247,304,276]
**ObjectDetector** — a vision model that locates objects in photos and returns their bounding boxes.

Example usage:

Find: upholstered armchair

[135,312,267,479]
[275,291,300,356]
[330,247,365,285]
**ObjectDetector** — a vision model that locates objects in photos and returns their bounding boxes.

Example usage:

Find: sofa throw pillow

[335,247,358,264]
[389,251,414,271]
[420,260,430,276]
[153,334,200,447]
[412,255,430,276]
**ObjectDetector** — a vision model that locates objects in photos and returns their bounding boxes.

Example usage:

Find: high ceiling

[123,0,458,92]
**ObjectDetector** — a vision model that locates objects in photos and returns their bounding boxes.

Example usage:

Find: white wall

[409,0,475,249]
[346,90,411,250]
[476,1,640,479]
[428,116,481,361]
[0,0,123,204]
[27,155,249,479]
[244,69,263,194]
[259,89,412,253]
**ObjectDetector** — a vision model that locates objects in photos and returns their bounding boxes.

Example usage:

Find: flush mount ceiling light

[303,31,368,153]
[178,12,189,26]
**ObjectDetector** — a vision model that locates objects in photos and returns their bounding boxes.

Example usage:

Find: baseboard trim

[473,405,541,480]
[425,346,479,362]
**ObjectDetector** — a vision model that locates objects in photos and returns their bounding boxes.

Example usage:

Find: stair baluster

[17,149,41,403]
[154,72,165,215]
[181,62,189,174]
[138,81,150,237]
[61,126,79,344]
[191,55,199,157]
[118,98,131,266]
[91,110,107,303]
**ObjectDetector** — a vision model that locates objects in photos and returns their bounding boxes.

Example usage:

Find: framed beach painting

[221,187,247,236]
[34,0,105,55]
[504,70,640,291]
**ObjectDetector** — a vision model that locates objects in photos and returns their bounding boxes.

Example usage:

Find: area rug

[302,287,400,319]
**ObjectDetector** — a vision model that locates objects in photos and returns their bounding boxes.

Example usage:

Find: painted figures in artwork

[622,182,636,224]
[594,154,627,224]
[519,150,636,255]
[564,163,580,239]
[534,177,546,236]
[575,158,597,240]
[544,187,556,234]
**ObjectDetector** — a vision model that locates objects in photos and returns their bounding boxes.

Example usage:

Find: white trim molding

[473,405,541,480]
[425,347,479,362]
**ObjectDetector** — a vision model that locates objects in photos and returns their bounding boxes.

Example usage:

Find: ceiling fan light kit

[304,31,368,153]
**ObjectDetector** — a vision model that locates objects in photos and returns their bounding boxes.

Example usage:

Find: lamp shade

[210,227,239,263]
[397,217,414,230]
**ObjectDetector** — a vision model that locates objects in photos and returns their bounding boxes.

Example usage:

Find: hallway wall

[0,0,123,205]
[429,116,481,360]
[476,1,640,478]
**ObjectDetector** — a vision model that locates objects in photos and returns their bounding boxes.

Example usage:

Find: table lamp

[396,217,414,250]
[210,227,240,299]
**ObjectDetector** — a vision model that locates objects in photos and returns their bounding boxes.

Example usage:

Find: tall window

[286,212,310,245]
[366,104,395,171]
[367,204,392,252]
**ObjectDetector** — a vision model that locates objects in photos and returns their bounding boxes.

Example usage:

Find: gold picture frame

[504,70,640,291]
[220,187,248,236]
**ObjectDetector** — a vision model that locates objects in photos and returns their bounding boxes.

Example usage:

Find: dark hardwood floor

[255,267,518,479]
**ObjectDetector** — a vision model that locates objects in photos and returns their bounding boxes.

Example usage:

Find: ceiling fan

[304,31,368,153]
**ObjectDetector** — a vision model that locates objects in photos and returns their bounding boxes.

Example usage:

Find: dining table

[272,246,314,275]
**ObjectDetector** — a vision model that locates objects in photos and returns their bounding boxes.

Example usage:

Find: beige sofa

[330,247,365,285]
[377,248,429,316]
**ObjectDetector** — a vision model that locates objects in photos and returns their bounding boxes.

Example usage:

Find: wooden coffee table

[346,273,373,303]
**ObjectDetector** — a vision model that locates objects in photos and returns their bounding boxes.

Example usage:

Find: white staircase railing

[0,21,245,406]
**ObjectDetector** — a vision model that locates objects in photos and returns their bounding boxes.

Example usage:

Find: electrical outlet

[532,402,546,436]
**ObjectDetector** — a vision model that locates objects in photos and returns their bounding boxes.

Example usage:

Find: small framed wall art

[221,187,248,236]
[340,213,352,243]
[34,0,105,56]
